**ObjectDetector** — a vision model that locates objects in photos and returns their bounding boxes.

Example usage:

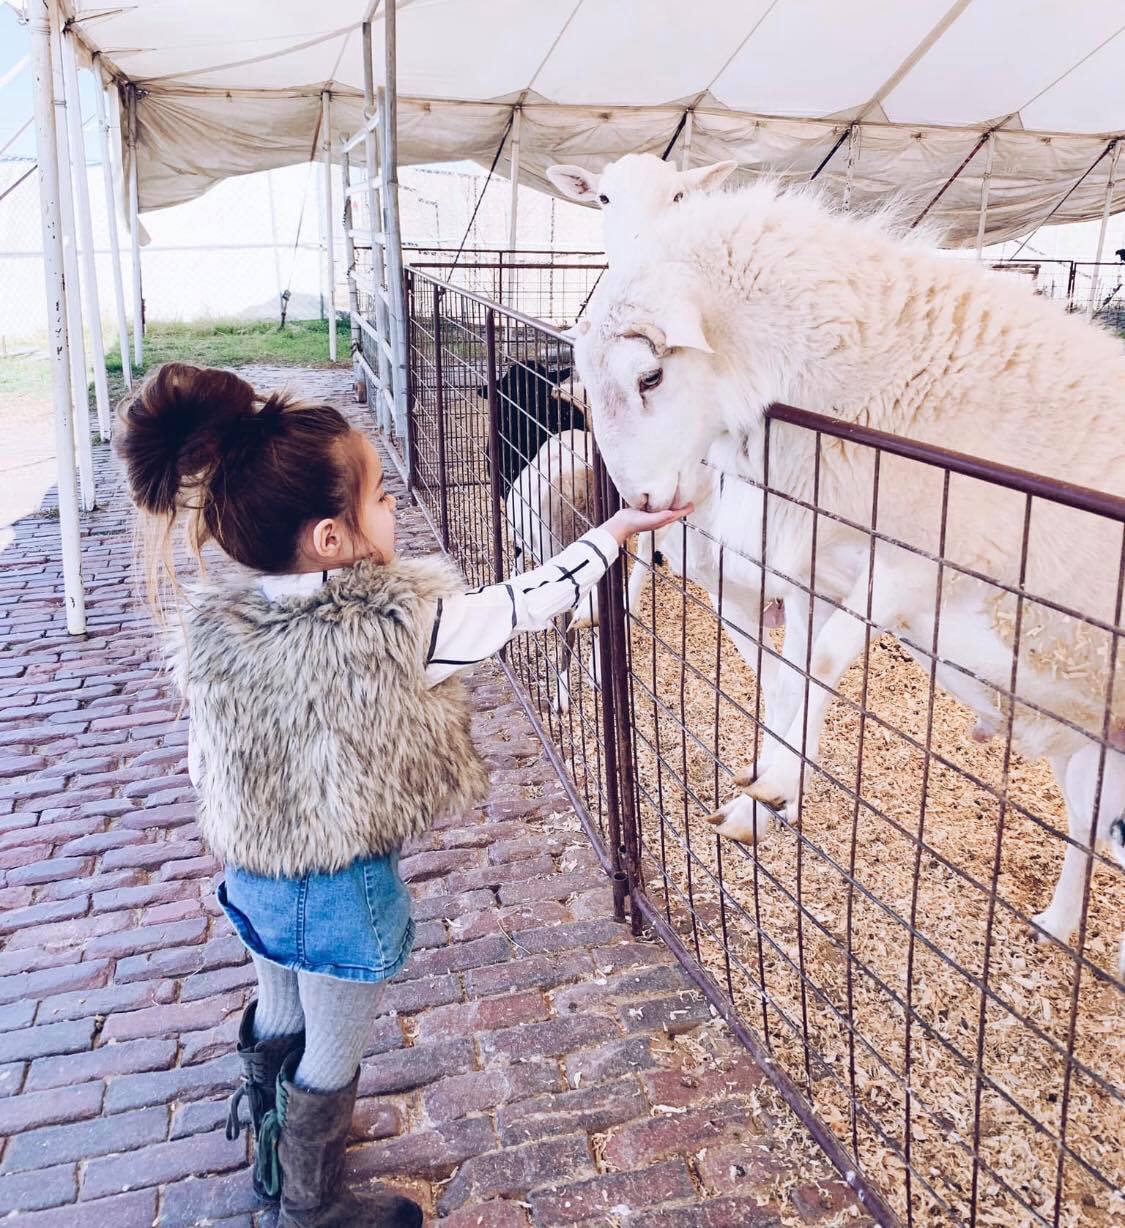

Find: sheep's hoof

[732,761,761,788]
[1030,908,1075,949]
[704,795,774,844]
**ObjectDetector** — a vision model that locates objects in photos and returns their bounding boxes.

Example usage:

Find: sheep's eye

[673,191,684,203]
[598,193,610,205]
[639,369,663,392]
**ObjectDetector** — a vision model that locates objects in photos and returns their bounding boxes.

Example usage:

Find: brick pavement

[0,366,866,1226]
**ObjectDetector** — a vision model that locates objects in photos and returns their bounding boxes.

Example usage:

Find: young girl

[118,362,688,1227]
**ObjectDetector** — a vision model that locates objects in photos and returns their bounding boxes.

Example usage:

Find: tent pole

[321,91,337,362]
[362,19,391,432]
[382,0,409,441]
[127,85,143,368]
[1087,140,1119,317]
[266,169,284,314]
[93,71,131,390]
[28,0,85,634]
[341,142,361,380]
[974,132,995,258]
[61,24,111,440]
[843,124,859,209]
[48,0,94,511]
[680,110,694,172]
[507,106,521,251]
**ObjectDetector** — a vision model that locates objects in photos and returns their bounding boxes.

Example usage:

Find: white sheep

[571,181,1125,970]
[505,429,599,713]
[547,153,736,260]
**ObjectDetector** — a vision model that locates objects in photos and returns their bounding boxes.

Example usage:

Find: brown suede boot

[259,1054,423,1227]
[225,1001,304,1202]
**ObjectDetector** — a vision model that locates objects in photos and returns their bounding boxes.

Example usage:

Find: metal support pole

[974,131,995,258]
[484,310,505,584]
[28,0,85,634]
[341,144,361,379]
[843,124,859,210]
[362,19,392,431]
[48,0,94,510]
[680,109,694,172]
[431,284,450,550]
[321,91,337,362]
[93,71,130,390]
[1088,140,1120,316]
[403,270,416,496]
[266,168,283,315]
[127,85,143,368]
[61,25,111,439]
[508,106,521,250]
[382,0,410,441]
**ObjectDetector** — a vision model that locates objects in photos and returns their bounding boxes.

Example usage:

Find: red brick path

[0,367,865,1226]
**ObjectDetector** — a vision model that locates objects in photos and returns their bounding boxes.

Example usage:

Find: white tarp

[64,0,1125,245]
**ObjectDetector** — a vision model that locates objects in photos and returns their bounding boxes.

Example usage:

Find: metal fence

[986,258,1125,326]
[398,264,1125,1228]
[404,248,605,326]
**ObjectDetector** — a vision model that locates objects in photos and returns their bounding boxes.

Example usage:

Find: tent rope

[449,110,515,276]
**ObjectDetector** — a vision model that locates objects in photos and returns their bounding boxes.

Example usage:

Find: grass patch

[104,317,350,399]
[0,317,350,410]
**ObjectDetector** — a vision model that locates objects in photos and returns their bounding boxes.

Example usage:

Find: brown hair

[116,363,366,609]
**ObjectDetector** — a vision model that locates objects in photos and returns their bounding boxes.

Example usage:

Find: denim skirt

[218,851,415,983]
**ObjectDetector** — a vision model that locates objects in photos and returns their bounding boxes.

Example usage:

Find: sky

[1,3,102,163]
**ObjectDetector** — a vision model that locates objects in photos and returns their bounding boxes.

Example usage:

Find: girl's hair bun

[117,362,256,515]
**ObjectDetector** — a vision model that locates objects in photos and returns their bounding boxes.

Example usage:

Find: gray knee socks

[250,955,304,1040]
[293,973,385,1092]
[250,956,385,1093]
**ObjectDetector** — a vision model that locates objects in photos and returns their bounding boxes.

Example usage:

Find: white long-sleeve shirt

[258,525,620,689]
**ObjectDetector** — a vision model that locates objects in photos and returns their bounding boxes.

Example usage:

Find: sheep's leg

[1111,815,1125,978]
[625,530,659,617]
[1033,746,1125,961]
[704,588,790,843]
[738,572,881,819]
[552,619,574,715]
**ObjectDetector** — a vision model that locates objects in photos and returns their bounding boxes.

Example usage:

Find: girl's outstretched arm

[424,505,691,687]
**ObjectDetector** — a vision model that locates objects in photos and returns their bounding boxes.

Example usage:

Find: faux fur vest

[171,556,490,877]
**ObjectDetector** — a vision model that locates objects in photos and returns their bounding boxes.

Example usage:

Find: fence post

[484,310,505,584]
[431,282,451,550]
[403,269,415,493]
[591,446,634,925]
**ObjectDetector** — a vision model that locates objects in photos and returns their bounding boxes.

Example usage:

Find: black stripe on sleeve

[505,583,517,629]
[426,598,444,664]
[519,558,590,595]
[581,535,610,570]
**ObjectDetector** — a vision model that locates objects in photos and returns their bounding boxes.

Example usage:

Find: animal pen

[352,252,1125,1228]
[22,4,1125,1226]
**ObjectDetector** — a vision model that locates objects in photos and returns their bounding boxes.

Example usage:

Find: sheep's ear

[561,319,591,341]
[681,160,737,193]
[547,165,600,202]
[660,299,713,353]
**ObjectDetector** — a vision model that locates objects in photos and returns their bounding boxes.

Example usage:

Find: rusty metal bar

[767,402,1125,522]
[430,281,451,549]
[403,269,416,493]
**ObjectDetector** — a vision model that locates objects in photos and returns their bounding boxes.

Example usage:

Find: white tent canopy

[66,0,1125,246]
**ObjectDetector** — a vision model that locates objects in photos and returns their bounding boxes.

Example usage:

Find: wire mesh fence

[986,257,1125,327]
[400,264,1125,1228]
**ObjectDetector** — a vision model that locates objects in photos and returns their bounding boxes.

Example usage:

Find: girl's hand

[603,503,693,546]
